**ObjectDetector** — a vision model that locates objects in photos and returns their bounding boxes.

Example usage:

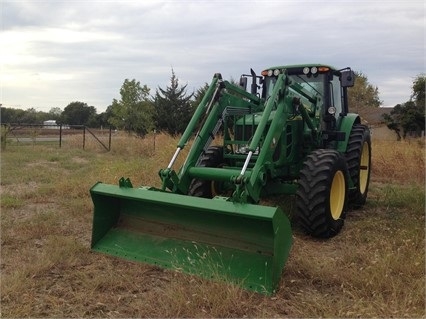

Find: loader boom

[159,73,263,199]
[158,70,320,204]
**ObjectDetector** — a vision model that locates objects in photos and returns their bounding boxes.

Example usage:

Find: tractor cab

[256,64,355,139]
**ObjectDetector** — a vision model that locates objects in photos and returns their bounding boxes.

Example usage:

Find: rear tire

[296,149,349,238]
[345,124,371,208]
[188,146,228,198]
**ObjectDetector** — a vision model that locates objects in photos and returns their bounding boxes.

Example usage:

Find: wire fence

[1,123,113,151]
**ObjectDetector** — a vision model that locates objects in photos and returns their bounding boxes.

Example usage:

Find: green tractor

[90,64,371,294]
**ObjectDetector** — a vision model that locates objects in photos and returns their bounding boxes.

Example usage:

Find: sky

[1,0,425,113]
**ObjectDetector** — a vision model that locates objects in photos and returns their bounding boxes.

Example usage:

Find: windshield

[263,74,325,100]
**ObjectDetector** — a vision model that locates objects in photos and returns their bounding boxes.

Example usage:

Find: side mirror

[341,70,355,87]
[239,76,248,90]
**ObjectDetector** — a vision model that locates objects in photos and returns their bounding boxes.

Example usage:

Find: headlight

[311,66,318,74]
[273,69,280,76]
[267,70,273,76]
[303,67,310,75]
[328,106,336,115]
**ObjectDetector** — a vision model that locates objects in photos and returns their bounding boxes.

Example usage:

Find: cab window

[262,74,325,100]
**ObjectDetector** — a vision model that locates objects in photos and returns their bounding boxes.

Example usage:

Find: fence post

[59,124,62,148]
[109,126,112,151]
[83,126,86,150]
[153,129,156,153]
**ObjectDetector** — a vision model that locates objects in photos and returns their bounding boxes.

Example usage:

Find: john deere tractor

[90,64,371,294]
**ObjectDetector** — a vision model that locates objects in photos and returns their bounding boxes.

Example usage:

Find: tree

[22,108,38,123]
[383,74,425,140]
[191,82,209,110]
[96,108,113,129]
[153,69,194,135]
[411,74,425,108]
[348,71,382,116]
[108,79,154,136]
[48,107,62,121]
[61,101,97,126]
[0,107,25,123]
[1,107,52,124]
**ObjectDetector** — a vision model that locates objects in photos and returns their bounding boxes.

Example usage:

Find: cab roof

[263,64,337,72]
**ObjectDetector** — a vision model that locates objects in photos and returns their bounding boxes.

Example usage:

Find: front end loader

[90,64,371,294]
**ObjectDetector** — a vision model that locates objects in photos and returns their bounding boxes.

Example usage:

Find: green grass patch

[0,195,24,208]
[373,183,425,210]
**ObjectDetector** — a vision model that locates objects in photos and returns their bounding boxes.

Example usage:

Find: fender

[336,113,361,152]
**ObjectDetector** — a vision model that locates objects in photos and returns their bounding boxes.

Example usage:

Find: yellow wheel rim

[330,170,345,220]
[359,142,370,194]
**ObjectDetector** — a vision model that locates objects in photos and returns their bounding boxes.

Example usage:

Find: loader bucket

[90,182,292,294]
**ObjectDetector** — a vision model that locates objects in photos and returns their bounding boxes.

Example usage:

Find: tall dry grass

[372,137,425,185]
[1,133,424,317]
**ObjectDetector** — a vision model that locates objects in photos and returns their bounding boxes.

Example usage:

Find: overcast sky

[1,0,424,113]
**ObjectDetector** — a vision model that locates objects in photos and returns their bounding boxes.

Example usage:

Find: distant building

[361,107,395,140]
[43,120,70,129]
[43,120,58,129]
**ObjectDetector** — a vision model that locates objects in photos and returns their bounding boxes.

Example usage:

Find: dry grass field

[1,133,425,318]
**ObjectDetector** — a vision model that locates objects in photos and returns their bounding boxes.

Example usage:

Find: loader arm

[159,73,262,196]
[237,73,291,202]
[160,72,319,204]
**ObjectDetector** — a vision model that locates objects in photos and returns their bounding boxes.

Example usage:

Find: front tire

[188,146,232,198]
[296,149,349,238]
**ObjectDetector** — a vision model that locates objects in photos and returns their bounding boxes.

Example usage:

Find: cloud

[1,0,424,111]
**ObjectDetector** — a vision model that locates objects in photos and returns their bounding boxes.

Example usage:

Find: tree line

[382,75,425,140]
[1,70,424,139]
[1,70,206,137]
